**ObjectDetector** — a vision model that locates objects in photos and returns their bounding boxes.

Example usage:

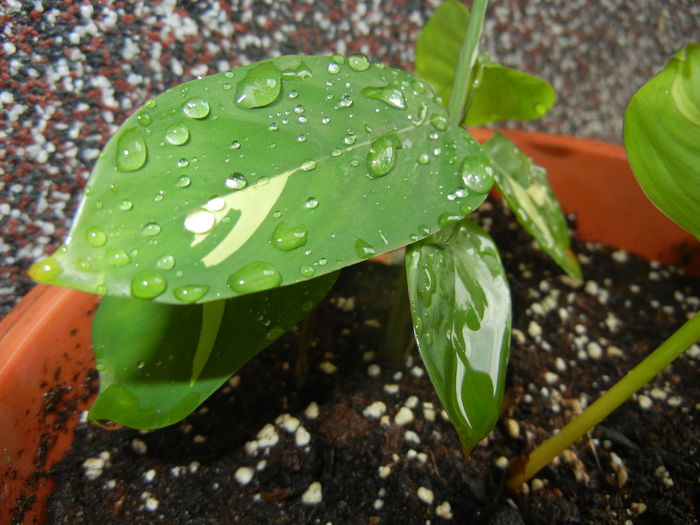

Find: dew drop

[177,175,192,188]
[86,227,107,247]
[182,97,210,119]
[361,85,406,110]
[165,123,190,146]
[438,212,461,228]
[225,173,247,190]
[130,269,167,299]
[355,239,376,260]
[460,156,494,193]
[412,80,426,93]
[156,254,176,270]
[173,285,209,303]
[119,199,134,211]
[321,116,330,124]
[136,361,146,369]
[265,326,286,341]
[367,133,401,178]
[305,197,319,209]
[300,160,316,172]
[95,284,107,295]
[337,94,353,108]
[141,222,162,236]
[271,222,308,251]
[205,197,226,212]
[106,248,131,267]
[294,104,305,114]
[327,61,341,74]
[228,262,282,294]
[300,265,315,277]
[343,133,357,145]
[534,102,547,115]
[236,62,282,109]
[116,128,147,172]
[230,140,241,149]
[297,134,307,142]
[430,114,448,131]
[184,208,216,234]
[177,158,190,168]
[136,112,152,126]
[348,54,370,71]
[27,257,61,282]
[288,90,299,99]
[417,153,430,165]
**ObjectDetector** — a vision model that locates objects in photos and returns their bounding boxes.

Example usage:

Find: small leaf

[30,55,491,304]
[465,61,556,126]
[415,0,555,124]
[484,132,582,281]
[89,272,337,429]
[406,219,511,451]
[624,43,700,240]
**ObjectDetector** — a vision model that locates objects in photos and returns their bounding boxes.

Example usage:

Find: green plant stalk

[383,1,489,366]
[446,0,488,124]
[381,264,414,367]
[506,310,700,491]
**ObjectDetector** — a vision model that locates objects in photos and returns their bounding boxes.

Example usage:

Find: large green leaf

[415,0,555,125]
[624,43,700,240]
[89,272,337,429]
[484,131,582,281]
[406,218,511,452]
[29,55,492,303]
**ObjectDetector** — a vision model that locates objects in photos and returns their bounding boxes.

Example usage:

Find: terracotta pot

[1,132,697,524]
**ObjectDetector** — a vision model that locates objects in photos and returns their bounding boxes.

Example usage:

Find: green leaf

[406,219,511,451]
[624,43,700,240]
[415,1,555,125]
[484,132,582,281]
[465,61,556,126]
[29,55,491,304]
[88,272,337,429]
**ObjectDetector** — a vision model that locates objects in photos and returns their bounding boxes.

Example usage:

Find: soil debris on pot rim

[37,201,699,525]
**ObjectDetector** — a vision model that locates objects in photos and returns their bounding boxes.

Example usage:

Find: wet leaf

[484,132,582,281]
[406,219,511,451]
[624,43,700,240]
[415,0,555,125]
[29,55,491,303]
[89,272,337,429]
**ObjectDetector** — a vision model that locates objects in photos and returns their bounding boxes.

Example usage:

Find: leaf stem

[447,0,488,124]
[381,264,415,368]
[506,310,700,491]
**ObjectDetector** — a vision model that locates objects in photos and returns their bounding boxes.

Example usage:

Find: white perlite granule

[301,481,323,504]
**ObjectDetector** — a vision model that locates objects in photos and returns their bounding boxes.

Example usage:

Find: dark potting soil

[37,201,699,524]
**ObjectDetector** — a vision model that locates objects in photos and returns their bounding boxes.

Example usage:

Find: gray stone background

[1,0,699,316]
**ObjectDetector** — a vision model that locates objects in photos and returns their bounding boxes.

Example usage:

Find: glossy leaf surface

[89,272,337,429]
[406,219,511,451]
[484,132,582,281]
[415,0,555,125]
[29,55,491,303]
[624,43,700,240]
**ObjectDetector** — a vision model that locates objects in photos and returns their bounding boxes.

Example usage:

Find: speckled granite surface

[1,0,699,317]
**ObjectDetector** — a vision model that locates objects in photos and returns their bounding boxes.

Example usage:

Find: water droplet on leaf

[116,128,147,172]
[300,265,315,277]
[327,61,341,74]
[156,254,176,270]
[355,239,376,259]
[165,123,190,146]
[361,85,406,110]
[305,197,319,209]
[348,54,370,71]
[131,269,167,299]
[225,173,247,190]
[184,208,216,234]
[86,227,107,247]
[460,156,494,193]
[106,248,131,267]
[300,160,316,171]
[119,199,133,211]
[430,114,448,131]
[182,97,210,119]
[271,222,308,251]
[141,222,162,236]
[236,62,282,109]
[367,133,401,178]
[177,175,192,188]
[27,257,61,282]
[228,262,282,294]
[173,285,209,303]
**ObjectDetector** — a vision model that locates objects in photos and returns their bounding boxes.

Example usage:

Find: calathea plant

[28,0,579,451]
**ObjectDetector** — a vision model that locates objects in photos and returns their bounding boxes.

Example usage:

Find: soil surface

[27,202,700,524]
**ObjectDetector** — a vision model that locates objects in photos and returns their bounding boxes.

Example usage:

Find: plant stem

[381,264,414,368]
[506,310,700,491]
[447,0,488,124]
